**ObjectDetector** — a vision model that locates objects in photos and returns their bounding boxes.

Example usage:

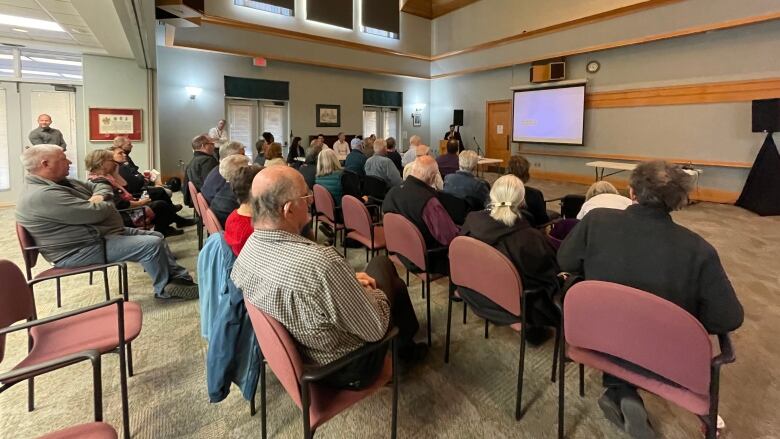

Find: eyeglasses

[298,190,314,203]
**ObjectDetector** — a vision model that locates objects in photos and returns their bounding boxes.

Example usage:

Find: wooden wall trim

[529,169,739,204]
[519,148,753,169]
[587,78,780,108]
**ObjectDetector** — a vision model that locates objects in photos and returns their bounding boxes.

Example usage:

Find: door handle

[506,135,510,151]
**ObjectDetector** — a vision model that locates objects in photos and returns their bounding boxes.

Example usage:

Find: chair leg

[197,219,204,250]
[426,279,432,347]
[56,277,62,308]
[127,343,135,377]
[420,278,424,299]
[444,296,454,363]
[405,270,409,286]
[558,325,566,439]
[92,355,103,422]
[302,384,312,439]
[579,364,585,397]
[462,301,467,324]
[261,360,267,439]
[103,268,110,301]
[391,339,398,439]
[27,377,34,412]
[515,314,527,420]
[484,320,489,339]
[551,326,561,382]
[89,271,94,285]
[365,248,369,263]
[117,267,122,299]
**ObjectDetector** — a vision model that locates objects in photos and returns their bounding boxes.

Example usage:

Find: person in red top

[224,165,263,255]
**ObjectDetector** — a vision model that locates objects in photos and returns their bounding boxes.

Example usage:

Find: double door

[226,99,288,160]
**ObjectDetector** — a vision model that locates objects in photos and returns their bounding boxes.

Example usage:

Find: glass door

[226,99,288,159]
[363,106,399,139]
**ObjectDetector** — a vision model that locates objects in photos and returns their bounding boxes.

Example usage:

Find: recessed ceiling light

[12,28,28,33]
[0,14,64,32]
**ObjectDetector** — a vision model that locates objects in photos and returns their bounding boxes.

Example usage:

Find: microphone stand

[473,136,483,157]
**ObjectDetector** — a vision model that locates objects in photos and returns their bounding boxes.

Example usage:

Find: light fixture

[0,13,64,32]
[12,28,28,33]
[185,86,202,99]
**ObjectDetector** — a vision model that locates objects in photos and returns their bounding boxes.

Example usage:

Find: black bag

[166,176,182,192]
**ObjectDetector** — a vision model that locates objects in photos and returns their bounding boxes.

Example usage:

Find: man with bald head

[29,114,67,150]
[383,156,459,275]
[401,134,422,166]
[231,166,425,388]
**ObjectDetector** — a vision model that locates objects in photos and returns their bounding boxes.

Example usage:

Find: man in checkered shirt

[232,166,425,389]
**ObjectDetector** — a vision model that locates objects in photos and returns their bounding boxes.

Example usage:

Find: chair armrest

[712,333,736,367]
[544,197,564,203]
[0,298,124,336]
[366,204,382,216]
[301,327,399,383]
[27,262,126,286]
[536,217,563,230]
[22,237,104,252]
[0,349,100,383]
[426,246,448,255]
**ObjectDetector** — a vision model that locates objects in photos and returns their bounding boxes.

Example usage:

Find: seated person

[286,136,305,167]
[298,145,321,189]
[364,138,402,188]
[443,150,490,209]
[436,140,460,178]
[253,138,267,166]
[558,160,744,439]
[231,166,426,389]
[577,181,633,219]
[344,142,367,176]
[17,145,198,299]
[402,145,443,190]
[507,155,551,227]
[263,142,286,167]
[110,145,178,208]
[459,175,560,344]
[183,134,218,207]
[225,165,263,255]
[211,154,251,227]
[333,132,350,161]
[385,137,403,173]
[401,135,421,167]
[383,156,459,276]
[202,141,246,203]
[315,148,344,207]
[112,136,167,198]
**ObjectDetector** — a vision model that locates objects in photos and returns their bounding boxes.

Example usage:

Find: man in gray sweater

[16,144,198,299]
[364,138,402,188]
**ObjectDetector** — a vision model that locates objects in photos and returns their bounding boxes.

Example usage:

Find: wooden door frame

[484,99,512,164]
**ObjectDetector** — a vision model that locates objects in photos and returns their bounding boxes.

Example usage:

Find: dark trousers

[322,255,420,389]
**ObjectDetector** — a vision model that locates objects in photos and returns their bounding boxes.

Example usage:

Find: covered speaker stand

[736,133,780,216]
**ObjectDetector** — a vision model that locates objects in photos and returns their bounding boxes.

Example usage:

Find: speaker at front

[752,98,780,133]
[453,109,464,126]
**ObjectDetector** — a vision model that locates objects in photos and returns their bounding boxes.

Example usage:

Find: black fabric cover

[362,0,399,34]
[224,76,289,101]
[307,0,353,29]
[736,134,780,216]
[259,0,294,10]
[363,88,402,107]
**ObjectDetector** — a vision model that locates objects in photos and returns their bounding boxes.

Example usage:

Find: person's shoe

[173,204,184,213]
[162,227,184,237]
[318,223,334,238]
[620,392,656,439]
[176,217,198,228]
[598,390,625,430]
[524,326,553,346]
[163,278,199,299]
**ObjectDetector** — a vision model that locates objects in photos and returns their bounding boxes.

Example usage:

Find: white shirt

[401,145,418,166]
[208,127,229,149]
[577,193,634,219]
[333,140,349,160]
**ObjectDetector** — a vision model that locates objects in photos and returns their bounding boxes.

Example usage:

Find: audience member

[386,137,403,173]
[317,133,327,149]
[231,166,425,388]
[110,143,176,207]
[383,156,459,275]
[363,135,375,158]
[444,124,464,152]
[507,155,550,226]
[459,175,560,344]
[17,145,198,299]
[208,119,229,156]
[443,150,490,209]
[350,136,363,152]
[210,154,251,227]
[286,136,305,167]
[183,134,218,207]
[344,141,368,176]
[557,160,744,439]
[402,145,444,190]
[202,141,246,203]
[333,132,350,160]
[224,165,263,256]
[29,113,67,150]
[262,132,275,144]
[315,148,344,207]
[364,138,402,188]
[253,138,267,166]
[436,139,460,178]
[298,145,321,189]
[401,135,421,166]
[577,181,633,220]
[112,136,154,198]
[263,142,285,167]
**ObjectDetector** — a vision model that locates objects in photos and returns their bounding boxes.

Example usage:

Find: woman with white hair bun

[458,174,561,345]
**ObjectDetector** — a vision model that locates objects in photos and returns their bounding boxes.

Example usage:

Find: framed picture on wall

[412,112,422,127]
[89,108,143,141]
[316,104,341,127]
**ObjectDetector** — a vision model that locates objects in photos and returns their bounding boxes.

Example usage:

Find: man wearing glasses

[182,134,218,207]
[232,166,426,389]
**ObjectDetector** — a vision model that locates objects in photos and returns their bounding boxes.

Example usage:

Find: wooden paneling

[587,78,780,109]
[431,0,481,18]
[401,0,433,19]
[519,149,753,169]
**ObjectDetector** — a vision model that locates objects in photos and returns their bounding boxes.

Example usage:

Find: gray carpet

[1,178,779,439]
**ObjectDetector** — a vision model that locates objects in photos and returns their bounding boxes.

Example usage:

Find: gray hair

[489,175,525,226]
[409,156,439,186]
[459,150,479,172]
[585,181,619,200]
[219,154,250,181]
[629,160,693,212]
[409,135,421,146]
[251,171,300,223]
[219,141,245,160]
[305,145,322,164]
[316,148,342,176]
[415,144,430,158]
[192,134,211,151]
[21,144,63,173]
[373,138,387,154]
[112,136,129,148]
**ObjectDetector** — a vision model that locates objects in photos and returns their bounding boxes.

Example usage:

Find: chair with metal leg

[341,195,385,263]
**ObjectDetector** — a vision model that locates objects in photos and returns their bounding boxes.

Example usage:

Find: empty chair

[363,175,388,204]
[313,184,345,248]
[559,194,586,219]
[188,181,205,249]
[246,303,399,439]
[341,169,363,199]
[557,281,736,439]
[342,195,385,262]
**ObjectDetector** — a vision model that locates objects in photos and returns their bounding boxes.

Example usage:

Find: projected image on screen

[512,84,585,145]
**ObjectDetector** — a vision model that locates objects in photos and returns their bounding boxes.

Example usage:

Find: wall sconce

[185,86,202,100]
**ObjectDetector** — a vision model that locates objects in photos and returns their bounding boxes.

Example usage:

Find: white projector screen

[512,84,586,145]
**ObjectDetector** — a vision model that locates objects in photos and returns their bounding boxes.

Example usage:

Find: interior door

[485,100,512,165]
[227,99,256,160]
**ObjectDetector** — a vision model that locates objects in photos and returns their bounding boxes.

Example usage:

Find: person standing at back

[333,132,350,160]
[29,113,67,150]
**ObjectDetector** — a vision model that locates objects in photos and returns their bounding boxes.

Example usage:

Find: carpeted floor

[1,177,779,439]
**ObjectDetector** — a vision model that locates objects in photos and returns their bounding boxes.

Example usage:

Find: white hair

[409,135,421,146]
[219,154,250,181]
[459,150,479,172]
[489,174,526,226]
[219,141,245,160]
[316,148,342,176]
[409,156,439,186]
[21,144,63,173]
[585,181,619,200]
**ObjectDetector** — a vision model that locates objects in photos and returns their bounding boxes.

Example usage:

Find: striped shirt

[231,229,391,365]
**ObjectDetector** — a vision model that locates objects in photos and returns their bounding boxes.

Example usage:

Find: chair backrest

[203,208,224,234]
[15,223,39,274]
[363,175,388,201]
[188,182,201,216]
[560,194,586,219]
[341,170,363,198]
[437,191,470,225]
[342,195,373,239]
[564,281,713,395]
[313,184,337,222]
[0,259,37,364]
[383,213,427,271]
[549,218,580,241]
[449,236,523,316]
[245,302,305,408]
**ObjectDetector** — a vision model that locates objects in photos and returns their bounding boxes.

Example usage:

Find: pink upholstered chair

[312,184,345,250]
[188,181,205,249]
[383,213,446,346]
[341,195,385,262]
[0,260,142,439]
[37,422,117,439]
[245,303,399,439]
[16,223,126,309]
[446,236,558,420]
[557,281,736,439]
[202,206,224,235]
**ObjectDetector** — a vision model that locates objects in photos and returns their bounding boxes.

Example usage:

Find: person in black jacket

[182,134,218,207]
[558,160,744,439]
[459,174,560,344]
[287,136,305,167]
[507,155,550,227]
[386,137,403,173]
[297,145,321,189]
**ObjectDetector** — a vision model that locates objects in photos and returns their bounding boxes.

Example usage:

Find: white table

[586,161,701,181]
[477,157,503,177]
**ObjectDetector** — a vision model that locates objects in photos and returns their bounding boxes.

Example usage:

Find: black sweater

[557,204,744,334]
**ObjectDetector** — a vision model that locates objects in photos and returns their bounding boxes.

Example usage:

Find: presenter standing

[444,124,464,152]
[208,119,229,157]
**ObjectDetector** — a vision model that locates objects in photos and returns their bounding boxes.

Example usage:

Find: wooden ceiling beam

[401,0,482,19]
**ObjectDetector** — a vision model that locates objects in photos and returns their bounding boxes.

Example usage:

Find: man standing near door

[29,113,67,150]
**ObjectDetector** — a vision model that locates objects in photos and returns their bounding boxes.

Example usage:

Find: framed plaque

[89,108,143,141]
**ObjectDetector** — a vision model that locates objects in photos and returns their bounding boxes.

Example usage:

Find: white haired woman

[577,180,633,219]
[315,148,344,207]
[459,174,561,345]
